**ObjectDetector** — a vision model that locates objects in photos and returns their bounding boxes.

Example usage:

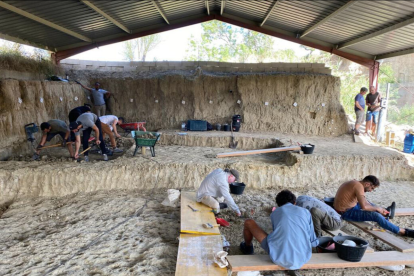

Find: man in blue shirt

[354,87,367,135]
[240,190,318,270]
[78,82,111,117]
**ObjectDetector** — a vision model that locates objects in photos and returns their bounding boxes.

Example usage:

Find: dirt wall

[0,71,348,160]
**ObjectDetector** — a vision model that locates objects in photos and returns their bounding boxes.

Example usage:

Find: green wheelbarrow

[132,131,161,157]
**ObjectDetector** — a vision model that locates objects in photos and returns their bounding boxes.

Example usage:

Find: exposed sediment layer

[1,133,413,205]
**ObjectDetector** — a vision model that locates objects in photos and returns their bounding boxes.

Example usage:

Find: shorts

[260,236,270,254]
[366,111,379,124]
[355,110,365,124]
[46,132,69,142]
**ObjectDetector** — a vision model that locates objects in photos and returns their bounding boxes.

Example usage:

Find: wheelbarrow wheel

[150,147,155,157]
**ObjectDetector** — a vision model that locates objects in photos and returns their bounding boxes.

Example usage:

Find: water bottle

[181,122,186,131]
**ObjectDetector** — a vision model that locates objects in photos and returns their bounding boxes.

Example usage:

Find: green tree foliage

[185,21,273,62]
[121,34,162,61]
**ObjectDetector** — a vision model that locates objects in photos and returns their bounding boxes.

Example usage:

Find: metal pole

[376,83,390,142]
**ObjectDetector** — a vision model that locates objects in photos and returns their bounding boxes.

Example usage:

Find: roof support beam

[338,17,414,49]
[260,0,280,27]
[205,0,210,15]
[81,1,130,34]
[0,1,92,42]
[152,1,169,24]
[300,1,355,38]
[377,47,414,60]
[0,32,51,51]
[221,0,226,15]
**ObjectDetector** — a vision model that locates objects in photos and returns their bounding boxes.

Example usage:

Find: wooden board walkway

[324,228,375,253]
[175,234,226,276]
[396,208,414,216]
[227,251,414,272]
[180,191,220,235]
[216,146,301,158]
[348,221,414,252]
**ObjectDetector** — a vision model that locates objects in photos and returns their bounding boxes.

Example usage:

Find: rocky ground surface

[1,181,414,276]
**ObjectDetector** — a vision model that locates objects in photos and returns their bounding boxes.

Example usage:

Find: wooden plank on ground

[180,191,220,235]
[324,228,374,253]
[175,234,226,276]
[348,221,414,252]
[227,251,414,272]
[395,208,414,216]
[216,146,301,158]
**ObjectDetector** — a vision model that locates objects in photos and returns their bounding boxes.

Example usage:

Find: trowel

[229,122,238,149]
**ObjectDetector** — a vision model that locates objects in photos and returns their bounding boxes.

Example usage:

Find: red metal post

[369,61,380,91]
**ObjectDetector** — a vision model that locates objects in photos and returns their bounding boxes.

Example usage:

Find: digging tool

[38,142,73,150]
[229,122,238,149]
[187,205,198,212]
[76,147,92,163]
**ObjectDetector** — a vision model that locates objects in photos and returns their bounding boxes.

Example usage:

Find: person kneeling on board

[334,175,414,238]
[70,113,109,162]
[240,190,318,271]
[196,168,241,216]
[99,115,124,153]
[35,120,74,159]
[296,195,342,237]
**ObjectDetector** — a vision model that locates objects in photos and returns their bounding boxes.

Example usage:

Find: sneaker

[84,156,89,162]
[405,228,414,238]
[386,202,396,219]
[219,203,228,209]
[239,242,254,255]
[355,130,360,135]
[113,148,123,153]
[103,154,108,161]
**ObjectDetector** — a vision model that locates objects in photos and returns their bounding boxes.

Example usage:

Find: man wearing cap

[78,82,111,117]
[35,119,74,159]
[70,113,109,162]
[68,104,92,123]
[196,168,241,216]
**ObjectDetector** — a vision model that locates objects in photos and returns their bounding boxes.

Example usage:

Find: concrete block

[298,63,312,68]
[155,61,168,67]
[311,63,326,68]
[314,68,332,75]
[168,61,181,67]
[199,61,209,66]
[182,61,196,66]
[143,62,156,67]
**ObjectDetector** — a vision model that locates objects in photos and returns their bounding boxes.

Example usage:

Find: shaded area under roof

[0,0,413,63]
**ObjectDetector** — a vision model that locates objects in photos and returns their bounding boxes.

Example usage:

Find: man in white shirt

[99,115,124,153]
[196,168,241,216]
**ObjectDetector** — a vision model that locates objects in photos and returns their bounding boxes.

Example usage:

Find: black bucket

[216,124,221,131]
[323,197,335,208]
[333,234,368,262]
[317,237,336,253]
[230,182,246,195]
[223,124,230,131]
[300,144,315,154]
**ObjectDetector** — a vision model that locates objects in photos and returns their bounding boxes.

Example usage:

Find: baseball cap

[229,169,240,182]
[69,121,81,130]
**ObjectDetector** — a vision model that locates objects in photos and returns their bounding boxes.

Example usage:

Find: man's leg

[101,123,116,148]
[200,196,220,212]
[243,219,268,246]
[310,207,341,237]
[372,111,379,136]
[342,204,400,234]
[95,119,107,154]
[101,105,106,116]
[82,128,92,156]
[365,112,372,134]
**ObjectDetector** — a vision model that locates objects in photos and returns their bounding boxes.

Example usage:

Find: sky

[1,23,308,62]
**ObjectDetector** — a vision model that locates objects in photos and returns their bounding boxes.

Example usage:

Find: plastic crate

[187,120,207,131]
[404,134,414,146]
[403,143,414,153]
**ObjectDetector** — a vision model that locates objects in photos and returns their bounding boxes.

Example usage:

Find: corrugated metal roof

[0,0,413,61]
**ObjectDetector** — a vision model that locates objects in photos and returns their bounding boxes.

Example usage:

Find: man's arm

[356,193,388,215]
[218,184,241,216]
[91,125,101,145]
[112,120,121,138]
[355,101,364,111]
[78,83,92,92]
[36,134,48,154]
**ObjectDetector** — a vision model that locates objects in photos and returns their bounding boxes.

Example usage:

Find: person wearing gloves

[196,168,241,216]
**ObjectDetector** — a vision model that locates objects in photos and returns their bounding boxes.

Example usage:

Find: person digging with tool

[334,175,414,238]
[69,113,109,162]
[296,195,342,237]
[240,190,318,271]
[196,168,242,216]
[78,82,110,117]
[99,115,124,153]
[34,120,75,160]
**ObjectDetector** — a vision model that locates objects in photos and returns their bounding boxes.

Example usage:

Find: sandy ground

[1,181,414,276]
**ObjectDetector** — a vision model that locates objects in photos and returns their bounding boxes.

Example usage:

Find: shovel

[229,122,238,149]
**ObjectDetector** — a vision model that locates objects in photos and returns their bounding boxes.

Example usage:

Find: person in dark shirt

[68,104,92,123]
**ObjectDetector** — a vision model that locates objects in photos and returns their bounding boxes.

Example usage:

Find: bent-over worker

[296,195,342,237]
[99,115,124,153]
[240,190,318,270]
[196,168,242,216]
[68,104,91,123]
[36,120,74,158]
[334,175,414,238]
[69,113,109,162]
